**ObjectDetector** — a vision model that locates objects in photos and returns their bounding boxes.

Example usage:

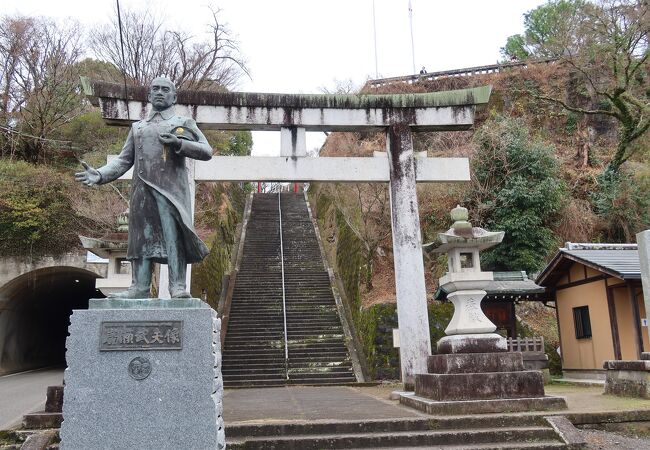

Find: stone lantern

[433,205,505,350]
[398,205,567,414]
[78,210,131,296]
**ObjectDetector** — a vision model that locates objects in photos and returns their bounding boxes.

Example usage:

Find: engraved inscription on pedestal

[100,321,183,351]
[128,357,152,380]
[465,296,483,322]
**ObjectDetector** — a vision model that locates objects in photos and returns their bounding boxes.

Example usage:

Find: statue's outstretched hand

[75,161,101,186]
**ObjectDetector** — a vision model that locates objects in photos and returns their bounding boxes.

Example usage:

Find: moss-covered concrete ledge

[82,78,491,110]
[81,77,490,131]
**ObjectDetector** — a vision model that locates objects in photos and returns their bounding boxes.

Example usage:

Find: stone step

[230,303,337,308]
[228,316,342,323]
[223,193,356,387]
[229,302,337,308]
[226,427,560,450]
[222,367,286,376]
[222,354,285,362]
[286,340,349,347]
[226,318,285,324]
[222,358,353,370]
[224,380,288,388]
[226,320,342,327]
[223,356,351,366]
[222,361,286,369]
[288,349,350,357]
[22,412,63,430]
[363,444,566,450]
[222,332,286,338]
[286,377,359,386]
[223,350,285,357]
[288,356,352,363]
[225,334,344,342]
[228,318,342,325]
[223,338,283,346]
[229,303,337,309]
[226,416,551,438]
[225,345,349,355]
[288,371,356,379]
[222,345,284,352]
[223,373,289,381]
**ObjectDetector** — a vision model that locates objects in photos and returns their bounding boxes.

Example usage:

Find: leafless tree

[89,5,249,90]
[0,15,84,162]
[519,0,649,173]
[318,78,359,95]
[328,183,392,290]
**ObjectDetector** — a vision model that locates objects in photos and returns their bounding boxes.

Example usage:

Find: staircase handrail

[278,193,290,379]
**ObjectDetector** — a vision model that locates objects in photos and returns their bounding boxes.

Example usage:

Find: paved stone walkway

[223,383,650,423]
[545,384,650,413]
[222,383,650,449]
[223,385,423,423]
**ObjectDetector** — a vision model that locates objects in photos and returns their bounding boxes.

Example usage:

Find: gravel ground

[582,428,650,449]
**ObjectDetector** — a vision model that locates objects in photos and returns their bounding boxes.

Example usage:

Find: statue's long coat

[97,107,212,263]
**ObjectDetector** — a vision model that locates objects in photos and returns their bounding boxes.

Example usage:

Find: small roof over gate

[537,243,641,286]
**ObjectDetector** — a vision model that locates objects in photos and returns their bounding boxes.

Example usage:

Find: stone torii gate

[82,79,491,387]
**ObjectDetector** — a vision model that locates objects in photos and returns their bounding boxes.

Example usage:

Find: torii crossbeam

[83,78,491,387]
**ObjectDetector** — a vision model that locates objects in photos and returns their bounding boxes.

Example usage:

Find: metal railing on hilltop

[368,58,557,89]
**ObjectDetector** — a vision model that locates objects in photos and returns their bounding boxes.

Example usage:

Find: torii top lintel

[81,78,491,132]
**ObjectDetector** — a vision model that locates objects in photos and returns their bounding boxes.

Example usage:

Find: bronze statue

[75,77,212,298]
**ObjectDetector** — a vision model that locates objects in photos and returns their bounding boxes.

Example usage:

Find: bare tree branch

[89,4,249,90]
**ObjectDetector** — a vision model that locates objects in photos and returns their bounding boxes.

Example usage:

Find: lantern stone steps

[225,414,583,449]
[222,193,357,388]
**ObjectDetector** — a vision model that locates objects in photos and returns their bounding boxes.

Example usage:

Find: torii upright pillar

[386,123,431,383]
[83,79,491,387]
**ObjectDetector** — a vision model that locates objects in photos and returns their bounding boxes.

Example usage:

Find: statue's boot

[154,190,192,298]
[169,250,191,298]
[170,289,191,298]
[109,287,151,299]
[108,258,152,299]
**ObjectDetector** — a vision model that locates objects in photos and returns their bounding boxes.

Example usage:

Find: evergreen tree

[470,116,566,273]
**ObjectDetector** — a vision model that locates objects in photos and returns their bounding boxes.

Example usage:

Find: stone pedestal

[416,352,545,401]
[401,334,567,414]
[60,298,225,450]
[604,354,650,399]
[445,290,496,334]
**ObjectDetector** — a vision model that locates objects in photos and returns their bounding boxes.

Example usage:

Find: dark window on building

[573,306,592,339]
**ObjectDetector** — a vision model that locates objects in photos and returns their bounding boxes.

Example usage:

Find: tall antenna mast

[409,0,416,74]
[372,0,379,78]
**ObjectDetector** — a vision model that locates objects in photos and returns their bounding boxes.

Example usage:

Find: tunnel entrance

[0,267,103,375]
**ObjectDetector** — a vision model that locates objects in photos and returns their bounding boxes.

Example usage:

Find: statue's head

[148,77,177,111]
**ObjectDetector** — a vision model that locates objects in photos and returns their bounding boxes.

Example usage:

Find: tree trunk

[607,133,632,174]
[364,247,374,290]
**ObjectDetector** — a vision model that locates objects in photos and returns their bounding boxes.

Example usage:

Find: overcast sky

[3,0,546,155]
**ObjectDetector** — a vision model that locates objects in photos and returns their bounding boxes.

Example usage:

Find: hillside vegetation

[309,0,648,377]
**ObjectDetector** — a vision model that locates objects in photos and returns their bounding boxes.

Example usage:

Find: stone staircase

[222,193,357,388]
[226,415,585,449]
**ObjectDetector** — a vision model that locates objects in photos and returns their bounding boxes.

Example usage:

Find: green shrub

[0,160,84,256]
[471,115,566,272]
